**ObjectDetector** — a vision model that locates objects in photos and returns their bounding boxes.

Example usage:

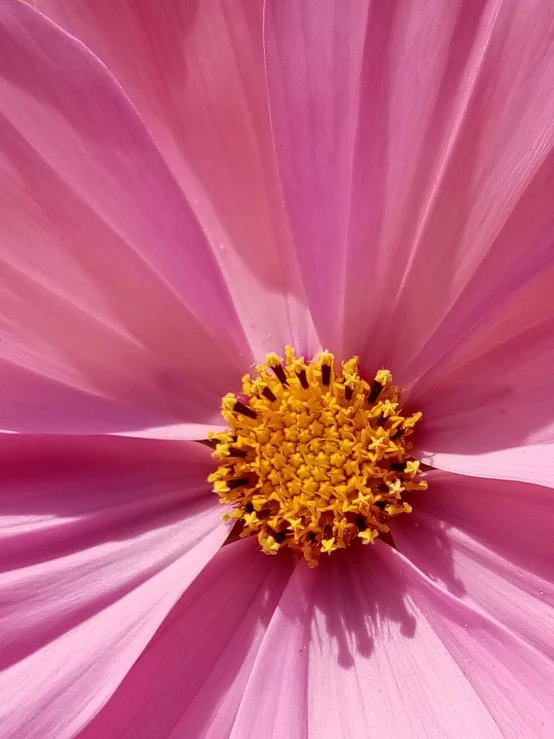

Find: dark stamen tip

[323,523,333,539]
[258,507,271,519]
[228,446,247,458]
[233,401,257,419]
[274,529,290,544]
[374,500,387,510]
[368,381,384,405]
[297,369,309,389]
[390,462,406,472]
[344,386,353,402]
[355,516,367,531]
[321,364,331,387]
[271,364,288,385]
[262,386,277,403]
[390,428,404,440]
[228,477,250,490]
[244,502,255,513]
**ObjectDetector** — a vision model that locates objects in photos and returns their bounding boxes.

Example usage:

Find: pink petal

[263,0,381,357]
[393,471,554,660]
[77,533,552,738]
[0,433,228,739]
[409,256,554,390]
[111,423,229,442]
[38,0,319,359]
[418,444,554,489]
[412,315,554,457]
[303,543,506,738]
[77,539,295,739]
[203,541,548,738]
[264,0,554,374]
[229,564,309,739]
[397,549,554,739]
[0,0,251,435]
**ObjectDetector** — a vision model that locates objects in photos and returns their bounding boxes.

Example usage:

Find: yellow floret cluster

[208,346,426,567]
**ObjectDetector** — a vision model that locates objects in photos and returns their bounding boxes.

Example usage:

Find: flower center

[208,347,426,567]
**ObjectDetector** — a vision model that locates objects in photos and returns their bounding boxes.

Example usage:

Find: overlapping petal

[302,543,511,738]
[38,0,319,359]
[0,434,228,738]
[229,563,310,739]
[0,0,251,436]
[412,262,554,473]
[72,537,548,739]
[417,445,554,489]
[398,550,553,739]
[393,471,554,661]
[263,0,554,381]
[412,314,554,478]
[77,539,295,739]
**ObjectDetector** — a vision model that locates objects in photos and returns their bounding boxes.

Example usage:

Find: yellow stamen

[208,347,426,567]
[374,369,392,386]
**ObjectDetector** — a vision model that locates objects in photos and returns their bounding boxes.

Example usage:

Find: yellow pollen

[208,347,427,567]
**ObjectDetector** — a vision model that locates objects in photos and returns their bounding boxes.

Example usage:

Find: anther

[321,364,331,387]
[245,503,254,513]
[233,401,257,419]
[390,428,404,440]
[390,462,406,472]
[368,381,384,404]
[355,517,367,531]
[345,386,353,402]
[228,477,249,489]
[297,369,309,389]
[228,446,248,458]
[262,386,277,403]
[274,529,289,544]
[271,364,288,385]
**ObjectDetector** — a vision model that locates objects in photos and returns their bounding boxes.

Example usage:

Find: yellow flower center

[208,347,426,567]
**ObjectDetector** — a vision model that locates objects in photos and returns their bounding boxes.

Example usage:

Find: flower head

[0,1,553,738]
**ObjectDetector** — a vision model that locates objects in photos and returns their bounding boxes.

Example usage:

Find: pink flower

[1,0,553,737]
